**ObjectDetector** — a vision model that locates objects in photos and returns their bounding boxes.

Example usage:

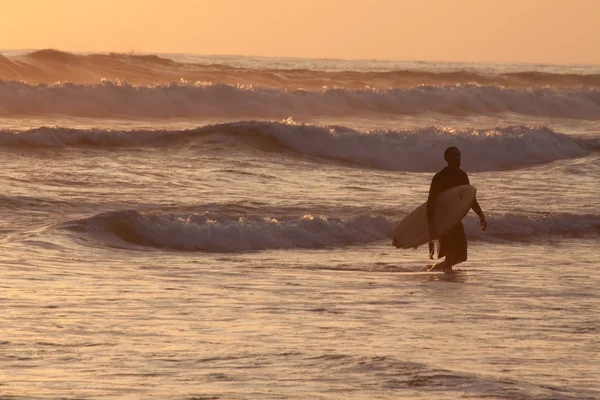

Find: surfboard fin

[428,241,435,259]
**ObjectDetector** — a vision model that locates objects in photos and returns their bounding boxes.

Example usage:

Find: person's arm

[466,173,487,232]
[471,197,487,232]
[471,198,483,216]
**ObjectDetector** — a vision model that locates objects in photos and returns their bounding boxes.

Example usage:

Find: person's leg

[443,247,457,271]
[442,222,467,272]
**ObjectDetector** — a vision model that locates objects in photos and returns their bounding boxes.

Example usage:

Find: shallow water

[1,239,598,399]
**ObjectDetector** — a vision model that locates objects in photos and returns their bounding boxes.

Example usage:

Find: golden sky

[1,0,598,64]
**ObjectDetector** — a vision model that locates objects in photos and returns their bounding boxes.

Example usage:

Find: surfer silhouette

[427,147,487,271]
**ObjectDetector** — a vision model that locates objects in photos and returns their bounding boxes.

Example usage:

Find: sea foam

[64,209,600,252]
[0,122,591,172]
[3,49,600,89]
[2,80,600,119]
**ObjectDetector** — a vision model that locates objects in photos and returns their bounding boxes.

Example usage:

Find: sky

[1,0,598,65]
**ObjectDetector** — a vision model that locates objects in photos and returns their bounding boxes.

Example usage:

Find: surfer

[427,147,487,271]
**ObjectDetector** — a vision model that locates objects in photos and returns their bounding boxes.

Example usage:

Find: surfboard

[392,185,477,249]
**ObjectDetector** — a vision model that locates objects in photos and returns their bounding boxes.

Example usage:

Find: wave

[1,122,591,172]
[464,213,600,241]
[61,209,600,252]
[2,80,600,119]
[3,49,600,89]
[62,210,393,251]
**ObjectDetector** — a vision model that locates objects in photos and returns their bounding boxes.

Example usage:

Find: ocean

[0,49,598,399]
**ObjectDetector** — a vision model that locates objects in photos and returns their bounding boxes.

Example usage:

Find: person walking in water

[427,147,487,272]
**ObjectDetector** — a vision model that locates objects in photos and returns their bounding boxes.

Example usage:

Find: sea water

[0,49,598,399]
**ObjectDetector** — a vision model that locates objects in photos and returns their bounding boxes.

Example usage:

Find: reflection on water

[0,239,598,399]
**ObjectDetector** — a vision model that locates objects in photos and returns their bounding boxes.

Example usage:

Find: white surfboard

[392,185,477,249]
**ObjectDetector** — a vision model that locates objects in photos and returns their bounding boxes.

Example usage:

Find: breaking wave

[0,122,592,172]
[61,209,600,252]
[2,80,600,119]
[3,49,600,89]
[1,122,592,171]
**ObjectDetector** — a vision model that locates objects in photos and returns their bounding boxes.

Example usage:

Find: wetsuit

[427,166,483,264]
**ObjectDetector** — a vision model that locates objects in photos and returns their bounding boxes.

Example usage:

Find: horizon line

[2,47,600,69]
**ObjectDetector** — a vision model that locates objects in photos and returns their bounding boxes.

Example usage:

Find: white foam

[92,211,393,251]
[1,80,600,118]
[573,135,600,150]
[238,121,587,172]
[7,50,600,88]
[73,210,600,252]
[464,213,600,241]
[0,122,589,172]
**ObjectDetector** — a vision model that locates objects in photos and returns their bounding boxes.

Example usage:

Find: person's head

[444,146,461,168]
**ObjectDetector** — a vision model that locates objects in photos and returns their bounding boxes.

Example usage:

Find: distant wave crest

[1,80,600,119]
[0,121,591,172]
[3,49,600,89]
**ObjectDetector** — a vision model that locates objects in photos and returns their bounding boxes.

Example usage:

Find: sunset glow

[1,0,599,64]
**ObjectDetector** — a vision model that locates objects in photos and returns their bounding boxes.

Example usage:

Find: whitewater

[0,49,598,399]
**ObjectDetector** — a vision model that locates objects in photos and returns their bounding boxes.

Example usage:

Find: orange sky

[1,0,598,64]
